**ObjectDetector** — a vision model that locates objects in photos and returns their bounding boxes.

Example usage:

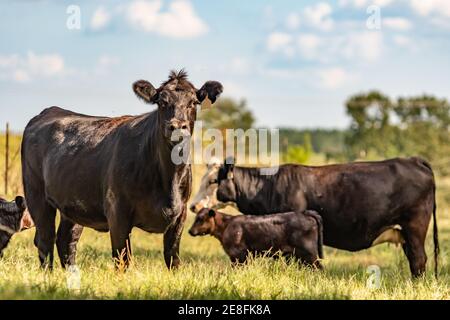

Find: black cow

[0,196,29,256]
[190,157,439,278]
[21,70,223,270]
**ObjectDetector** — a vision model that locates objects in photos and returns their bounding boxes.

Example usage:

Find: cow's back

[224,212,306,249]
[21,107,139,228]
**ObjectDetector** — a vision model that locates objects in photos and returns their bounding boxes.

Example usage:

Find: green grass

[1,218,449,300]
[0,134,449,299]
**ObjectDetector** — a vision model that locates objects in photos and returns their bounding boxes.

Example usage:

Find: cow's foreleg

[56,216,83,268]
[163,206,187,270]
[26,195,56,270]
[107,200,133,270]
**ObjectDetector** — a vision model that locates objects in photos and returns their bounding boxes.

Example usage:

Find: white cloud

[268,30,383,63]
[127,0,208,38]
[286,13,300,30]
[0,52,65,83]
[98,55,120,68]
[91,6,111,30]
[297,34,322,59]
[339,0,393,8]
[340,32,383,62]
[392,35,411,47]
[383,17,412,30]
[410,0,450,17]
[27,52,64,76]
[94,55,121,75]
[317,67,354,89]
[228,57,251,75]
[266,32,294,56]
[262,65,355,89]
[12,70,31,83]
[430,17,450,29]
[303,2,334,31]
[0,55,19,68]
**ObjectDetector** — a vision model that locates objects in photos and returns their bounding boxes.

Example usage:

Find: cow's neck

[232,165,314,214]
[140,111,191,196]
[232,166,270,212]
[211,212,232,240]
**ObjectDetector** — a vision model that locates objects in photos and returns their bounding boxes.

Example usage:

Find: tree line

[199,92,450,175]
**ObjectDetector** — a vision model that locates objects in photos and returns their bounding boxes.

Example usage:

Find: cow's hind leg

[28,197,56,270]
[56,216,84,269]
[294,249,322,270]
[401,205,432,278]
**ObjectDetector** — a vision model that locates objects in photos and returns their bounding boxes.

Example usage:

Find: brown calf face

[188,208,216,236]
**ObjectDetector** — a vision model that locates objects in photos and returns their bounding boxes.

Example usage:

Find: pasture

[0,134,449,300]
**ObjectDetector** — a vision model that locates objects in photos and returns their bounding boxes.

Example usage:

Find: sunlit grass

[0,210,448,300]
[0,135,449,299]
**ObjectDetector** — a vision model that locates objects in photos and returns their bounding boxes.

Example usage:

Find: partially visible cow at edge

[21,70,223,270]
[190,157,439,278]
[1,196,34,257]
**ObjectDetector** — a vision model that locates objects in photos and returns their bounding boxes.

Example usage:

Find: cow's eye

[209,179,218,185]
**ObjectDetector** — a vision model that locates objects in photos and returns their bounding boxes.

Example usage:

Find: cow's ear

[15,196,26,210]
[224,157,234,179]
[133,80,157,104]
[224,157,235,171]
[197,81,223,104]
[208,209,216,217]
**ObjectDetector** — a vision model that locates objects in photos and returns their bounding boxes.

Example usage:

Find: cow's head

[190,157,236,213]
[0,196,30,235]
[133,69,223,142]
[188,208,216,236]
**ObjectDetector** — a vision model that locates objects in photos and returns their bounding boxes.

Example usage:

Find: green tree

[199,97,255,130]
[198,98,256,160]
[345,91,398,160]
[283,133,312,164]
[393,95,450,174]
[344,91,450,175]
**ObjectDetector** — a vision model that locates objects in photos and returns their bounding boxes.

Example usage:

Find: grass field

[0,134,449,299]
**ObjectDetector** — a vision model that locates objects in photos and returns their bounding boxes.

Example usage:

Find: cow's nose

[168,121,189,131]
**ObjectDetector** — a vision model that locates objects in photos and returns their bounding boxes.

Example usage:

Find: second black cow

[190,157,439,278]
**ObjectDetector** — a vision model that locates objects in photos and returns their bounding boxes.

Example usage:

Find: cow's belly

[57,200,108,230]
[133,202,174,234]
[322,223,404,251]
[61,211,109,232]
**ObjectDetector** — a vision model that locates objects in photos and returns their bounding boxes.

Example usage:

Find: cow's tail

[432,184,439,279]
[306,211,324,259]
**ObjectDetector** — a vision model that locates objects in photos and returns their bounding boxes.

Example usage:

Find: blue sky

[1,0,450,131]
